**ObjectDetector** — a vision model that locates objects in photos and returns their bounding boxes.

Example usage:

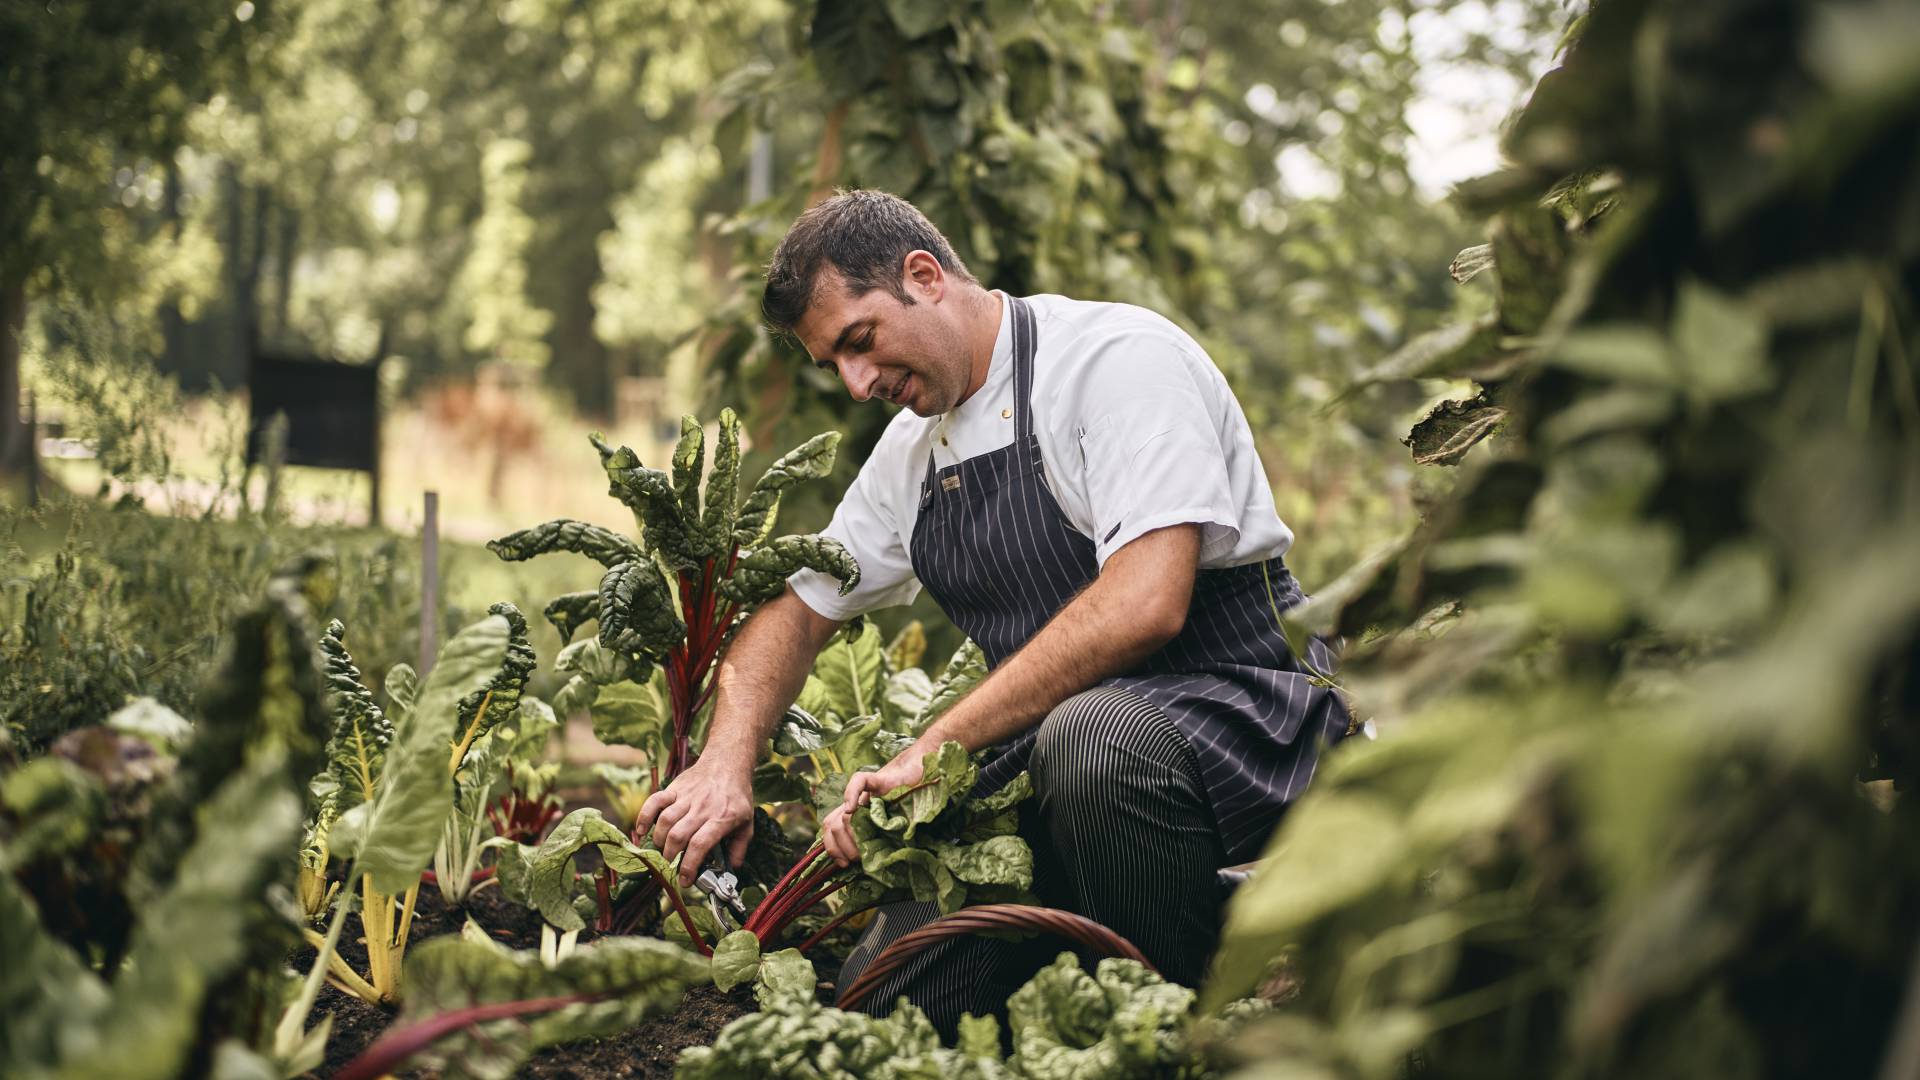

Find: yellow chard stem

[448,690,496,775]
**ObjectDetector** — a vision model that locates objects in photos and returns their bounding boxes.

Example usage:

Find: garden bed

[297,882,754,1077]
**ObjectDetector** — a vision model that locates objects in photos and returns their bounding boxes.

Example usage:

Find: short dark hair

[761,189,977,333]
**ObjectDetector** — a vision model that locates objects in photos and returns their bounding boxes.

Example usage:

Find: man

[638,190,1346,1029]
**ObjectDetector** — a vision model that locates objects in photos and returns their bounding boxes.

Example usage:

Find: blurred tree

[0,0,272,468]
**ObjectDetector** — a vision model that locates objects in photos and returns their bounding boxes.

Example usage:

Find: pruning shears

[695,851,746,931]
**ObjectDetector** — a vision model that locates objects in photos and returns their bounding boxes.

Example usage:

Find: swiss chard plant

[681,950,1253,1079]
[490,410,859,794]
[708,740,1037,991]
[277,603,533,1048]
[332,922,712,1080]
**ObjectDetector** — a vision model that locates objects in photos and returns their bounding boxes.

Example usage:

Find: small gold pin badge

[941,475,962,492]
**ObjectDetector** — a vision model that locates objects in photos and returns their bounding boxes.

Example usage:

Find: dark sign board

[247,354,381,473]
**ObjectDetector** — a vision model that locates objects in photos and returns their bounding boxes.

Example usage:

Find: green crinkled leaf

[754,949,818,1009]
[319,620,394,809]
[1006,954,1197,1080]
[678,996,995,1080]
[773,704,838,757]
[384,663,418,718]
[752,759,814,805]
[0,855,113,1070]
[937,833,1032,887]
[732,431,841,549]
[452,603,538,760]
[722,533,862,607]
[593,433,706,567]
[556,637,637,685]
[883,668,936,726]
[701,409,744,551]
[711,929,762,991]
[886,620,928,673]
[597,558,687,662]
[542,591,601,644]
[521,807,679,931]
[810,619,886,724]
[846,744,1036,915]
[389,934,710,1080]
[913,639,987,733]
[356,615,512,896]
[671,415,706,525]
[588,668,671,755]
[486,519,643,569]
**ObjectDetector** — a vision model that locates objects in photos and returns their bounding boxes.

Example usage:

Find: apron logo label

[941,475,962,492]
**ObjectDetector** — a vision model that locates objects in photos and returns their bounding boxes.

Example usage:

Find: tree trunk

[0,274,22,471]
[160,163,189,381]
[272,201,298,345]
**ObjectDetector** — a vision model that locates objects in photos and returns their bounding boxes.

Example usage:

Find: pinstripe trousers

[836,684,1227,1036]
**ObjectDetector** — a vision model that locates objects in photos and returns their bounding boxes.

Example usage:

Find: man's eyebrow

[830,317,873,356]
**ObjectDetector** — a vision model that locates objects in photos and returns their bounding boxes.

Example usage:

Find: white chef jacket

[789,291,1294,623]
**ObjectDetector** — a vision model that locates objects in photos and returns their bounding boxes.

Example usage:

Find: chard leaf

[711,929,762,991]
[732,431,840,549]
[754,949,817,1009]
[671,414,707,523]
[384,663,418,718]
[810,620,886,724]
[450,603,537,761]
[597,558,686,663]
[913,639,987,733]
[486,519,643,569]
[387,934,709,1080]
[356,614,511,895]
[541,591,600,644]
[520,808,678,931]
[848,743,1035,915]
[593,433,704,567]
[1007,954,1196,1080]
[319,620,393,808]
[752,759,813,804]
[886,619,928,673]
[701,409,744,551]
[587,668,671,756]
[556,637,635,684]
[721,533,861,607]
[773,704,838,757]
[882,668,936,728]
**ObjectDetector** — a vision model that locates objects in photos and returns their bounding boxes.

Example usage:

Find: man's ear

[901,249,944,300]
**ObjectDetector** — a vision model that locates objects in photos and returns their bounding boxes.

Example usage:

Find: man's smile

[886,371,911,405]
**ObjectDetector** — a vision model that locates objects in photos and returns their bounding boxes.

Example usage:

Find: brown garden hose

[834,903,1156,1011]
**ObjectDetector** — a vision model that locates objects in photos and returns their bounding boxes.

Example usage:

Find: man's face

[791,260,972,417]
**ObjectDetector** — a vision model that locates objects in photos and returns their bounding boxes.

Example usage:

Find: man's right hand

[634,760,755,887]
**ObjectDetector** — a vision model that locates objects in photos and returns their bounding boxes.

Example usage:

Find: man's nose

[841,359,881,402]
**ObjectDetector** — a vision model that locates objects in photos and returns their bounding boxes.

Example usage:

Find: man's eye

[854,335,873,352]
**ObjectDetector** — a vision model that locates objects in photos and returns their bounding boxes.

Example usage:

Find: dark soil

[295,879,750,1078]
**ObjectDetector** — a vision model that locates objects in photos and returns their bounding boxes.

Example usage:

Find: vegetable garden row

[7,0,1920,1075]
[5,415,1266,1079]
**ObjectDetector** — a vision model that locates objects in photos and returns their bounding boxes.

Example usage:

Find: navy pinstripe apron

[909,296,1349,864]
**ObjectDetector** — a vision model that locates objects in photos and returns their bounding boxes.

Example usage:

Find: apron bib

[907,296,1348,864]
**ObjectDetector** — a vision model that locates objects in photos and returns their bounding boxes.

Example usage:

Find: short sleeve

[1069,331,1242,566]
[787,434,923,621]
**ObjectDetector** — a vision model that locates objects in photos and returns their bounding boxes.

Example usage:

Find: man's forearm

[699,589,842,773]
[917,524,1200,754]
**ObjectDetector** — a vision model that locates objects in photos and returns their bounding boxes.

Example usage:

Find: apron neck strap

[1010,295,1039,443]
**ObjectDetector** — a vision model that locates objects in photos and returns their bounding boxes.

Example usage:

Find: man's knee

[1031,687,1171,801]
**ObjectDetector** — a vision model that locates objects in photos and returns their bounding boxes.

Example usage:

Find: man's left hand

[820,744,928,864]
